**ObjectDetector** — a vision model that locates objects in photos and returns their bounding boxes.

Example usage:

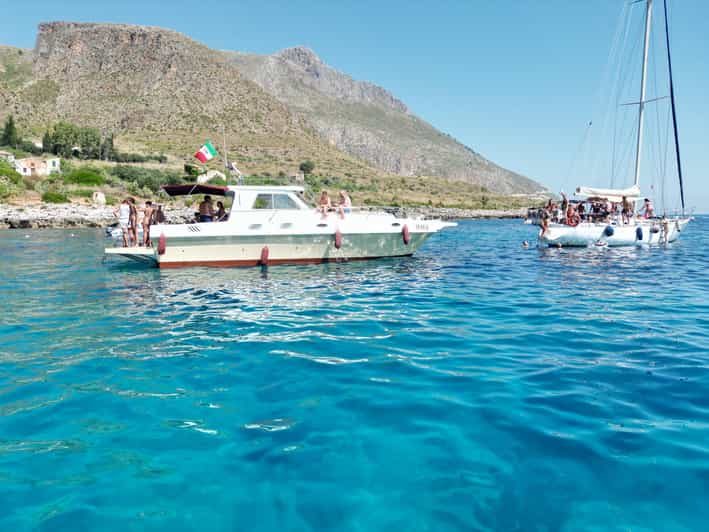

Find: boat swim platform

[104,247,157,265]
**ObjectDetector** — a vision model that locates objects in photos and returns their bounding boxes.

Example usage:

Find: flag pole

[221,124,230,183]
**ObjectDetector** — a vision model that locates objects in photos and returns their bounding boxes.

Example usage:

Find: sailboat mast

[663,0,685,214]
[633,0,653,188]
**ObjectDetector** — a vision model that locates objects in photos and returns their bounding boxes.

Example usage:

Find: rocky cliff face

[1,22,378,179]
[227,47,544,194]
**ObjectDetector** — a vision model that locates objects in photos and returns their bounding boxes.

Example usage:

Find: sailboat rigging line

[663,0,685,213]
[620,96,669,106]
[588,1,630,185]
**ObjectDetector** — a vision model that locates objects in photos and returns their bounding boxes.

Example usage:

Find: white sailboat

[537,0,691,247]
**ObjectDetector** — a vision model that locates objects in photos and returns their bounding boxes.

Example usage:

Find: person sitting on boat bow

[199,195,215,222]
[318,190,331,217]
[566,204,580,226]
[337,190,352,219]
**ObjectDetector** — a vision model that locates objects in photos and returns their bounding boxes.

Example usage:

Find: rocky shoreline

[0,203,527,229]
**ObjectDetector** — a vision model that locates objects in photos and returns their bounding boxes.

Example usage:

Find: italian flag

[194,141,218,163]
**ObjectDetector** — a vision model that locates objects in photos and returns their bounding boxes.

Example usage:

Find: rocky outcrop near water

[227,47,545,194]
[0,204,195,229]
[0,203,525,229]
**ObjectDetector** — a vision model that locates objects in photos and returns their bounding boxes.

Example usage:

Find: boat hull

[539,218,691,247]
[154,231,430,268]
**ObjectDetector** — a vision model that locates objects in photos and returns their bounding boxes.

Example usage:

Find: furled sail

[574,185,641,202]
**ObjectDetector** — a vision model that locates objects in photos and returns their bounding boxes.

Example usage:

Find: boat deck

[104,247,157,265]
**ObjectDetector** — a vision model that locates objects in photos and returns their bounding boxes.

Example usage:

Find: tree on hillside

[1,115,19,147]
[41,130,53,153]
[100,134,114,161]
[299,160,315,175]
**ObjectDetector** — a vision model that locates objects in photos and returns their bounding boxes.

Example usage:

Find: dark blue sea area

[1,217,708,530]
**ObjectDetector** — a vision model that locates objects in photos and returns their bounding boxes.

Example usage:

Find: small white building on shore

[14,156,61,177]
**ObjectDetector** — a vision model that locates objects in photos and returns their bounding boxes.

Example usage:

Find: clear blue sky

[4,1,708,211]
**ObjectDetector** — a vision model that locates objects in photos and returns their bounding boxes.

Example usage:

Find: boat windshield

[252,193,302,210]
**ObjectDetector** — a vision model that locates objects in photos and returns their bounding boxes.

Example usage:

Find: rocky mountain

[0,22,544,196]
[0,22,379,180]
[226,47,543,194]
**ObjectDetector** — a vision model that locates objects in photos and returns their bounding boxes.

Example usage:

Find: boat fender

[260,245,269,266]
[635,227,643,241]
[603,225,614,237]
[402,224,411,245]
[335,229,343,249]
[650,225,660,234]
[157,233,166,255]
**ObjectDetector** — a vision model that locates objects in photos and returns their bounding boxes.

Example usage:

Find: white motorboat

[105,184,456,268]
[536,0,692,247]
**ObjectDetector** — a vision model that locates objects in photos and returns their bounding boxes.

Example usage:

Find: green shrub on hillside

[69,188,96,198]
[0,159,22,185]
[110,165,184,193]
[42,191,69,203]
[64,166,105,186]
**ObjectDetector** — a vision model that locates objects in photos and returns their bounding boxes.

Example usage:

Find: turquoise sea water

[1,218,709,531]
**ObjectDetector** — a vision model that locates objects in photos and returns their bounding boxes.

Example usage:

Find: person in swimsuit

[114,198,131,247]
[215,201,227,221]
[199,195,214,222]
[128,197,138,247]
[640,198,655,219]
[142,201,154,247]
[318,191,331,217]
[337,190,352,219]
[622,196,633,224]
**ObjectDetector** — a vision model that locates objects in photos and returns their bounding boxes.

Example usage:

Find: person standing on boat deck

[337,190,352,219]
[560,192,569,216]
[215,201,227,221]
[622,196,633,224]
[152,204,165,224]
[576,202,586,221]
[128,197,138,247]
[114,198,131,248]
[142,201,154,247]
[640,198,655,219]
[199,195,214,222]
[318,190,331,217]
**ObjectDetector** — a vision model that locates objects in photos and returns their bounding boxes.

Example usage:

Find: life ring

[334,229,343,249]
[402,224,410,245]
[157,233,166,255]
[260,245,269,266]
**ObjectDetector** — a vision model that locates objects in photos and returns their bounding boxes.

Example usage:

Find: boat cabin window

[252,193,300,210]
[253,194,273,209]
[273,194,299,210]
